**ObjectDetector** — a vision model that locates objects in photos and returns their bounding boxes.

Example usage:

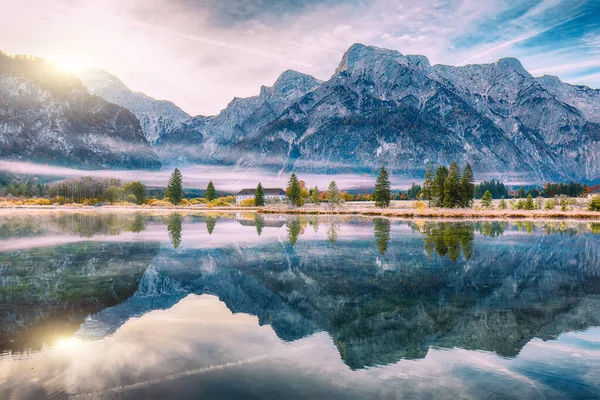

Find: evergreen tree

[206,181,216,201]
[498,196,507,210]
[166,168,183,205]
[524,193,535,210]
[422,163,434,206]
[373,166,391,208]
[481,190,493,208]
[311,186,320,204]
[432,166,448,207]
[327,181,341,210]
[255,182,265,206]
[443,162,461,208]
[286,173,302,207]
[459,163,474,208]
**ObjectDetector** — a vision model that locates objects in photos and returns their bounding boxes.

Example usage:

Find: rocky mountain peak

[495,57,529,75]
[335,43,406,75]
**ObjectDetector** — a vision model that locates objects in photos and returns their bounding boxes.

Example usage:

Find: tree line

[421,162,475,208]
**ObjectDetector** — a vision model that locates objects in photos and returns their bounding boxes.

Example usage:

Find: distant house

[235,188,286,204]
[587,185,600,198]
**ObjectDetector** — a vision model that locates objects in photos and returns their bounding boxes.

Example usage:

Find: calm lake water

[0,211,599,399]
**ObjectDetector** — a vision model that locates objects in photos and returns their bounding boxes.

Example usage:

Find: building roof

[588,185,600,195]
[236,188,286,196]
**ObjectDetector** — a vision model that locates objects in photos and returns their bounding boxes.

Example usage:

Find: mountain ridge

[155,43,599,182]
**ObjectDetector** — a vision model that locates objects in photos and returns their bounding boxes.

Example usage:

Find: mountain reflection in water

[0,211,599,399]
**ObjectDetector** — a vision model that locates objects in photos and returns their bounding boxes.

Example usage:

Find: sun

[51,57,86,72]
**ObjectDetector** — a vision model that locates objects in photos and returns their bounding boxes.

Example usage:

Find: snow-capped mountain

[77,68,189,143]
[0,53,161,170]
[156,43,600,182]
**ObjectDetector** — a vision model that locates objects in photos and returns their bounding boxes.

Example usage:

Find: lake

[0,211,599,399]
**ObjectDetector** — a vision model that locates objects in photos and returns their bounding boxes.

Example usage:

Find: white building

[235,188,286,204]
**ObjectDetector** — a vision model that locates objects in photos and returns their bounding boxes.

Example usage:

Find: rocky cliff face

[0,53,161,170]
[77,69,189,143]
[156,44,600,182]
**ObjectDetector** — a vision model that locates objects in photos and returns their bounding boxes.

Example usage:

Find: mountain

[156,43,600,182]
[0,53,161,170]
[77,68,189,143]
[155,70,322,167]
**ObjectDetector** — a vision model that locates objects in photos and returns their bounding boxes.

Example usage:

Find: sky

[1,0,599,116]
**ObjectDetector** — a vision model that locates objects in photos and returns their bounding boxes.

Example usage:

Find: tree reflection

[287,217,302,246]
[55,212,149,237]
[327,218,339,244]
[205,215,217,235]
[373,218,391,255]
[422,222,474,261]
[167,213,183,249]
[475,221,507,237]
[255,214,265,236]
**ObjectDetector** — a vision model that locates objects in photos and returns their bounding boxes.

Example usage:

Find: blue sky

[1,0,599,115]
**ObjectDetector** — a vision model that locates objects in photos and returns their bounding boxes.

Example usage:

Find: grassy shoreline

[0,204,598,220]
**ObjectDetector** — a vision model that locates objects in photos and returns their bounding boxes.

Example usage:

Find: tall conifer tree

[255,182,265,206]
[443,162,461,208]
[459,163,474,208]
[167,168,183,205]
[206,181,217,201]
[433,166,448,207]
[374,166,391,208]
[287,173,302,207]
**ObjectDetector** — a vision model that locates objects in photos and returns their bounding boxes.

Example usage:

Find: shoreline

[0,205,598,221]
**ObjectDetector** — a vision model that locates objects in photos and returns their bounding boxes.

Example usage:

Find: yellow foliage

[239,198,256,207]
[180,199,191,206]
[207,199,232,207]
[414,201,428,211]
[148,199,173,207]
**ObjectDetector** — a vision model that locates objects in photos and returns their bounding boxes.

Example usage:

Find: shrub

[207,199,232,207]
[148,199,173,207]
[413,201,427,211]
[240,198,256,207]
[545,199,556,210]
[126,194,138,204]
[589,196,600,212]
[190,198,205,205]
[180,199,191,206]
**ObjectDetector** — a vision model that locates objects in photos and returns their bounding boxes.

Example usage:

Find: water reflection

[373,218,391,255]
[166,213,183,249]
[0,212,599,399]
[420,222,474,261]
[205,215,217,235]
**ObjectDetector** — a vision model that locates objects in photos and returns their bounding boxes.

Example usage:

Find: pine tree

[481,190,493,208]
[167,168,183,205]
[498,196,507,210]
[206,181,216,201]
[287,173,302,207]
[327,181,341,210]
[432,166,448,207]
[373,166,391,208]
[311,186,320,204]
[524,193,534,210]
[459,163,474,208]
[255,182,265,206]
[443,162,461,208]
[422,163,434,206]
